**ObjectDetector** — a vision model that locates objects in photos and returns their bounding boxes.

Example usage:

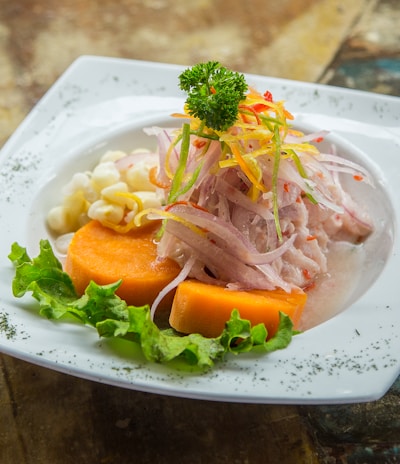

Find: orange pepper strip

[230,143,267,194]
[238,104,261,125]
[149,165,171,189]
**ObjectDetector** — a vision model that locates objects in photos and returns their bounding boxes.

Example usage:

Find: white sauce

[297,241,366,331]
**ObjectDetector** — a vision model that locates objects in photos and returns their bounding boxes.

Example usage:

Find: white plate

[0,56,399,404]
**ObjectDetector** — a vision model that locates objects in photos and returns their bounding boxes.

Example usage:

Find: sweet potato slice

[169,280,307,338]
[65,220,181,309]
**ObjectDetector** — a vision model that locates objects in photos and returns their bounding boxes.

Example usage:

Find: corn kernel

[125,160,158,191]
[134,191,162,209]
[47,205,69,234]
[88,199,124,225]
[91,161,121,190]
[101,182,130,206]
[62,172,91,197]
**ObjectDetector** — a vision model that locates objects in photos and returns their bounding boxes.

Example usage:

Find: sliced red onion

[167,203,297,265]
[144,127,180,186]
[214,177,274,221]
[115,152,158,171]
[316,153,374,185]
[150,254,196,319]
[164,220,278,289]
[284,130,329,144]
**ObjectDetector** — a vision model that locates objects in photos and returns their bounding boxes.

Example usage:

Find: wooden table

[1,1,399,462]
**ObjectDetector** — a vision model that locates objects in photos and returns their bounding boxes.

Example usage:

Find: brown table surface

[1,1,399,463]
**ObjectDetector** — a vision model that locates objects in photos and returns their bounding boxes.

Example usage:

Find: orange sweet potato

[64,220,181,309]
[169,280,307,338]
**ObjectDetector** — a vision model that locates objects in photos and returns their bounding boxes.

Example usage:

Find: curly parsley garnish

[179,61,248,131]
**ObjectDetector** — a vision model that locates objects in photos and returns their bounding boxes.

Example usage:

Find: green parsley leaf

[179,61,248,131]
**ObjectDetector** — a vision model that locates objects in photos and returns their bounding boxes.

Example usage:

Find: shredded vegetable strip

[172,160,204,201]
[149,165,170,189]
[272,125,283,241]
[285,149,318,204]
[115,191,144,209]
[168,123,191,203]
[164,132,183,180]
[96,192,144,233]
[230,143,266,197]
[134,207,207,237]
[102,216,138,234]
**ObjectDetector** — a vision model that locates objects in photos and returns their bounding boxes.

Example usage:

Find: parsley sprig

[179,61,248,131]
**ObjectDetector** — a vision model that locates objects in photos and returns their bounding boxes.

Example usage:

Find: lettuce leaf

[8,240,296,368]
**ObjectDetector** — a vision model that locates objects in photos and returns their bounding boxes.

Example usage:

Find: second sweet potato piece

[170,280,307,338]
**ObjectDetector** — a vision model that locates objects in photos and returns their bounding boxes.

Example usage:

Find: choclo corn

[88,200,125,224]
[47,149,163,235]
[126,160,157,192]
[91,161,121,190]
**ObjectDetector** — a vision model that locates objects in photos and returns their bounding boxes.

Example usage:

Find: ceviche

[9,62,374,368]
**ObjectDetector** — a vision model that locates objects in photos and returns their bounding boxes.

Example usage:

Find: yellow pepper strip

[98,192,145,233]
[114,191,144,211]
[101,217,138,234]
[134,207,207,237]
[171,112,193,120]
[164,132,182,180]
[281,142,320,156]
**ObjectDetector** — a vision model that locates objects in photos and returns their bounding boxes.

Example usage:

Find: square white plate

[0,56,399,404]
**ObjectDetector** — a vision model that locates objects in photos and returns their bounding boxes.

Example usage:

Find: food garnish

[178,61,247,131]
